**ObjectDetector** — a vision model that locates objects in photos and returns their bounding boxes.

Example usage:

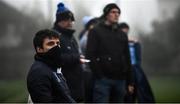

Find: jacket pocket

[100,55,123,71]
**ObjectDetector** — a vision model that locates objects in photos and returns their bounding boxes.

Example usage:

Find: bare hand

[80,55,85,64]
[80,55,85,59]
[80,58,91,64]
[80,58,85,64]
[128,85,134,94]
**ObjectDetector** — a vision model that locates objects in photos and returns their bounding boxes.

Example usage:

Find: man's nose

[115,13,120,16]
[55,43,60,47]
[69,22,73,26]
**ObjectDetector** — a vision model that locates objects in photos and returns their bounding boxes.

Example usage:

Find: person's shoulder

[29,61,52,76]
[27,61,53,89]
[118,30,128,39]
[89,23,104,36]
[118,29,126,35]
[90,21,103,30]
[128,36,139,43]
[90,24,99,32]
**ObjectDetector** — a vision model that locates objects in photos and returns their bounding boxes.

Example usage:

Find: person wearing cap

[119,22,155,103]
[79,17,99,54]
[86,3,134,103]
[27,29,75,103]
[79,17,100,102]
[52,3,85,102]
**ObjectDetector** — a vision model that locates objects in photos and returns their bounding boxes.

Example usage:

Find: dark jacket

[127,41,155,102]
[53,26,84,102]
[27,55,75,103]
[86,22,133,84]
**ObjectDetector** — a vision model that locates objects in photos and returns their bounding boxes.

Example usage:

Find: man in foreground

[27,29,75,103]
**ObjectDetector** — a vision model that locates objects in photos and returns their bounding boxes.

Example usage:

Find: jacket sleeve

[123,34,134,85]
[27,67,53,103]
[52,73,76,103]
[86,29,102,78]
[60,37,81,66]
[61,53,80,66]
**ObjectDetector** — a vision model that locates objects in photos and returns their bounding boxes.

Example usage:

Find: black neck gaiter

[35,46,62,69]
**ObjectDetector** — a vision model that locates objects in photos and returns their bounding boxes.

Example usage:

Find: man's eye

[47,42,55,46]
[56,42,60,45]
[111,11,119,14]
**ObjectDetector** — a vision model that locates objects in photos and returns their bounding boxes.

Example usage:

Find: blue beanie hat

[56,3,69,14]
[55,3,75,22]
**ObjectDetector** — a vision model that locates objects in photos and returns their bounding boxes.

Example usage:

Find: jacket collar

[100,21,119,31]
[34,53,57,71]
[53,25,75,38]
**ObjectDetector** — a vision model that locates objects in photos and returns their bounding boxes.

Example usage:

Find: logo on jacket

[67,46,71,50]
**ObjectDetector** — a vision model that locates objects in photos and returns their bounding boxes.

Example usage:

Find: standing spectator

[86,3,134,103]
[79,17,99,102]
[119,22,155,103]
[52,3,85,102]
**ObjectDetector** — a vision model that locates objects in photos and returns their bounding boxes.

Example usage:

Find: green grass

[0,80,28,103]
[149,76,180,103]
[0,76,180,103]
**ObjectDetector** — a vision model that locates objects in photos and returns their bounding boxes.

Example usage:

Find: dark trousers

[83,71,94,103]
[93,77,126,103]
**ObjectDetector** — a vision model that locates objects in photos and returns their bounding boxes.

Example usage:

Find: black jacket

[86,22,133,84]
[27,55,75,103]
[53,26,84,102]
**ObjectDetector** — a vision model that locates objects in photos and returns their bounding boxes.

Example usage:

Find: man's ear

[36,47,43,53]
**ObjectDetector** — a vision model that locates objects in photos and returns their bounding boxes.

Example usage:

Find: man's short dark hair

[118,22,130,29]
[33,29,60,52]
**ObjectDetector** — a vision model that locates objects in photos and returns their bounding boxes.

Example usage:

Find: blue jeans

[93,77,126,103]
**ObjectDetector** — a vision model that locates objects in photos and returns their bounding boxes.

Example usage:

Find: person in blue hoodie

[119,22,155,103]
